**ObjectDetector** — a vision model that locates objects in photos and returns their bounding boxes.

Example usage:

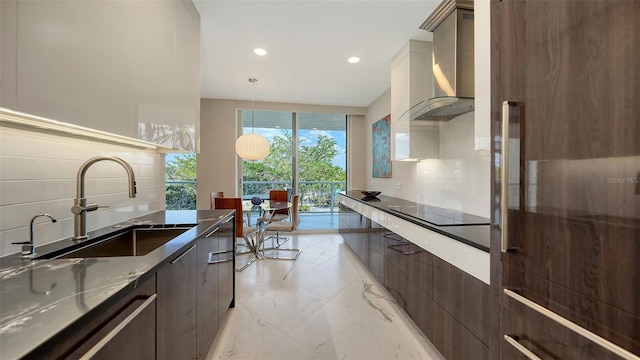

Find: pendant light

[235,78,270,160]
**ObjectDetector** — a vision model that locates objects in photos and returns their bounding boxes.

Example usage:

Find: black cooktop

[386,204,490,227]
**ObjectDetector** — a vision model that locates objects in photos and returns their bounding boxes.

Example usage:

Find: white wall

[0,126,166,257]
[348,114,367,191]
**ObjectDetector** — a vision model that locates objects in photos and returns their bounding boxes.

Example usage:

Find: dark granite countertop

[0,210,234,360]
[339,191,490,252]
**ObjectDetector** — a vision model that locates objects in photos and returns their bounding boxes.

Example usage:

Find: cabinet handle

[170,244,196,264]
[204,227,219,238]
[501,101,516,253]
[387,243,421,255]
[503,335,542,360]
[208,250,234,264]
[79,294,157,360]
[504,289,640,360]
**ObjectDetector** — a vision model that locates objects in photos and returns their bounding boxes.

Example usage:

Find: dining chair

[257,189,289,225]
[262,194,301,260]
[214,197,258,271]
[209,191,224,210]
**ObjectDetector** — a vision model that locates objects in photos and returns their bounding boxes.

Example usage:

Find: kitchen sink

[38,227,191,259]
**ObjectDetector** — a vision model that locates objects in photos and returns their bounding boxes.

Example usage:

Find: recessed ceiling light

[254,48,267,56]
[348,56,360,64]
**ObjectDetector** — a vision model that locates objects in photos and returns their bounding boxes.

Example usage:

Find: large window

[239,110,347,229]
[165,153,196,210]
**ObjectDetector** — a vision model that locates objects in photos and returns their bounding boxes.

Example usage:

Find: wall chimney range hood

[399,0,474,122]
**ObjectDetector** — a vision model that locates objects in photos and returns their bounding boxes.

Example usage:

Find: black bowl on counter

[361,191,381,198]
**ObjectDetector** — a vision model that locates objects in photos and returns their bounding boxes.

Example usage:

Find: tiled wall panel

[415,113,490,218]
[0,126,165,257]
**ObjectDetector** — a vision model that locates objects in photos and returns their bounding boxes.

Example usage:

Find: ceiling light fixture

[348,56,360,64]
[235,78,270,161]
[254,48,267,56]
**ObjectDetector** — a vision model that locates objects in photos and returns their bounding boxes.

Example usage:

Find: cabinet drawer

[433,256,490,345]
[502,289,639,360]
[432,302,489,360]
[157,244,197,360]
[62,276,157,360]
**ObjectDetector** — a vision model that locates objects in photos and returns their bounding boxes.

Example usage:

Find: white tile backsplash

[0,125,166,257]
[415,113,490,218]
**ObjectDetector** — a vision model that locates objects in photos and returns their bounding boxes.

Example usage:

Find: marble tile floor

[207,233,444,360]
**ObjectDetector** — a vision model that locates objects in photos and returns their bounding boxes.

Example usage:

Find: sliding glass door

[240,110,293,197]
[238,110,347,230]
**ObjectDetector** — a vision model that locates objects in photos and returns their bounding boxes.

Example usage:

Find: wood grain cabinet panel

[339,207,370,266]
[383,232,434,340]
[339,201,493,358]
[157,244,197,360]
[493,0,640,358]
[196,228,220,359]
[195,215,236,359]
[338,206,361,254]
[433,302,489,360]
[216,218,236,316]
[368,221,385,284]
[433,256,490,346]
[55,275,157,360]
[354,218,370,266]
[502,297,624,360]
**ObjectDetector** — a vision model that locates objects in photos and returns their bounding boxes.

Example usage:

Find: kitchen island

[0,210,234,360]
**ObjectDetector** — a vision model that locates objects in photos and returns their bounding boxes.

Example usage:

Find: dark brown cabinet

[492,1,640,358]
[339,204,369,266]
[432,303,488,360]
[368,220,385,284]
[216,217,235,316]
[383,232,434,341]
[157,244,197,360]
[197,216,235,359]
[60,275,157,360]
[432,257,489,359]
[339,202,490,359]
[156,217,235,360]
[196,226,220,359]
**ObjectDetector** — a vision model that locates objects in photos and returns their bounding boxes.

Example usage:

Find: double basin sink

[36,227,191,259]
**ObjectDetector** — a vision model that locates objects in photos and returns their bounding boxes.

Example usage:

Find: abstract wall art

[372,114,392,178]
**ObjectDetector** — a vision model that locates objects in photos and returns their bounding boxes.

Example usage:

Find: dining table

[240,199,291,262]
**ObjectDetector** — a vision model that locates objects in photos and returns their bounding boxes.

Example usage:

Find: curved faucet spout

[76,156,137,199]
[31,213,57,245]
[12,213,57,258]
[73,156,137,240]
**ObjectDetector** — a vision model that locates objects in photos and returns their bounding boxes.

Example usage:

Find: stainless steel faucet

[12,213,57,258]
[71,156,136,240]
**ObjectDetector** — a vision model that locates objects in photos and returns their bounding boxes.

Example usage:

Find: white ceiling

[194,1,440,108]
